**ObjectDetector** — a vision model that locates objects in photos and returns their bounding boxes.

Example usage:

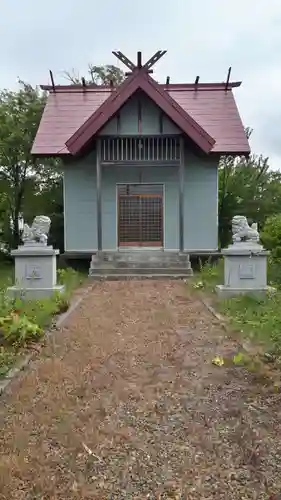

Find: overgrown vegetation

[218,131,281,248]
[0,267,85,377]
[193,257,281,380]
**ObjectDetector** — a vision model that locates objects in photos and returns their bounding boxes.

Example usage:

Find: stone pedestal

[216,242,275,298]
[7,244,64,300]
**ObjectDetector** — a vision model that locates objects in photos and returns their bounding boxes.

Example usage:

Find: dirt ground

[1,280,281,499]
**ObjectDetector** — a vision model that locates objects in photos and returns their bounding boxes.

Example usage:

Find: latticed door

[118,184,163,247]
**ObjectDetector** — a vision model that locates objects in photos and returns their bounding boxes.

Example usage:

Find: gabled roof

[65,70,215,155]
[31,73,250,157]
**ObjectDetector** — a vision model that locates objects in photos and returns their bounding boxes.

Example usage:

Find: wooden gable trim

[65,71,215,155]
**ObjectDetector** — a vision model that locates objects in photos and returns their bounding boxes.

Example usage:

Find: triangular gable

[99,92,181,135]
[66,71,216,155]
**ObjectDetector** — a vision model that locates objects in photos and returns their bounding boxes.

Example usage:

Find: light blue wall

[99,92,181,136]
[184,152,218,251]
[63,152,97,252]
[63,150,218,252]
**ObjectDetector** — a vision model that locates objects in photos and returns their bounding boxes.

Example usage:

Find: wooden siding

[99,93,181,136]
[63,151,218,252]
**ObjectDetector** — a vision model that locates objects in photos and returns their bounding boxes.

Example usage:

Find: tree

[0,81,60,248]
[64,64,125,86]
[218,131,281,247]
[261,214,281,259]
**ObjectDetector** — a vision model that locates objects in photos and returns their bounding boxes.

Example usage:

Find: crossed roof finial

[112,50,167,75]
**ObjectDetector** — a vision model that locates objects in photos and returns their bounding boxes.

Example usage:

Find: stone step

[88,273,192,281]
[91,251,191,265]
[89,267,193,277]
[90,260,192,270]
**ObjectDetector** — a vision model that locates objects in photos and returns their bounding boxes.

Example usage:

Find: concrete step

[90,261,192,270]
[88,273,192,281]
[89,267,193,277]
[93,250,189,258]
[91,251,191,266]
[89,251,193,279]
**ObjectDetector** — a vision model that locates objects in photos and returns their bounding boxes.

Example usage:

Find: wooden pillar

[96,139,102,251]
[179,136,184,253]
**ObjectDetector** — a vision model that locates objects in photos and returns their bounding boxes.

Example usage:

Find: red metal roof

[31,78,250,156]
[66,71,215,155]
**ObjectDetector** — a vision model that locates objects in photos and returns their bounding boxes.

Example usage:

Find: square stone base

[215,284,276,299]
[7,285,65,300]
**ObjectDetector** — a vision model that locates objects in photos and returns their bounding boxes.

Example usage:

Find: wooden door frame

[116,183,165,248]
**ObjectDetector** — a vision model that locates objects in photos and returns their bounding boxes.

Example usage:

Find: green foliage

[0,81,60,248]
[0,313,42,347]
[64,64,125,86]
[0,346,17,376]
[57,267,85,291]
[267,256,281,288]
[0,267,85,377]
[220,292,281,354]
[261,214,281,259]
[88,64,125,86]
[218,151,281,247]
[233,351,249,366]
[0,263,13,288]
[192,259,224,291]
[194,260,281,360]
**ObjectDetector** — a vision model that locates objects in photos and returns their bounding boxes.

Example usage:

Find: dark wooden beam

[125,69,153,77]
[159,112,163,134]
[142,50,167,70]
[112,51,136,71]
[137,96,142,133]
[96,139,102,252]
[49,70,56,92]
[225,67,232,91]
[116,113,121,133]
[137,51,142,68]
[179,137,185,253]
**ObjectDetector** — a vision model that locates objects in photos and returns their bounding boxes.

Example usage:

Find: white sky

[0,0,280,168]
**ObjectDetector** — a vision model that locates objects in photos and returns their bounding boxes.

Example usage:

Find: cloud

[0,0,280,167]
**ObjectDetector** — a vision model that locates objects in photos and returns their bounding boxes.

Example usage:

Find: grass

[0,261,13,288]
[192,258,281,363]
[0,264,87,378]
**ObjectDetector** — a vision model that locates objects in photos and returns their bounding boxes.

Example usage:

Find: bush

[261,214,281,259]
[57,267,85,291]
[0,267,85,376]
[0,313,43,347]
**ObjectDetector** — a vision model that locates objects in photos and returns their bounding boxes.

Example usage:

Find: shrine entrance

[117,184,163,247]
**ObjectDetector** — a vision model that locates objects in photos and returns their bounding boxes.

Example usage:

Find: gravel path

[1,280,281,499]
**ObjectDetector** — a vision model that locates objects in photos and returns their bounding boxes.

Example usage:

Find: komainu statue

[232,215,260,244]
[22,215,51,245]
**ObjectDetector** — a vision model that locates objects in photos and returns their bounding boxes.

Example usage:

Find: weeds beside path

[193,260,281,371]
[1,280,281,499]
[0,266,86,378]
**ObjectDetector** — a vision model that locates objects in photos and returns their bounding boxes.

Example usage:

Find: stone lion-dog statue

[22,215,51,245]
[232,215,260,244]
